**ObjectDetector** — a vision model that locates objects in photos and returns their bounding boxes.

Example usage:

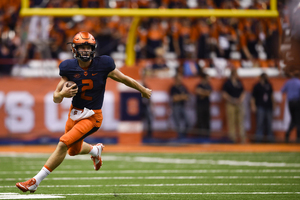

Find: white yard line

[1,169,300,175]
[1,192,300,199]
[1,183,299,189]
[40,192,300,195]
[2,154,300,167]
[0,193,65,199]
[2,176,300,181]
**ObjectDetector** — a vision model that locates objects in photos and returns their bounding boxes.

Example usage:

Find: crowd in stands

[0,0,291,76]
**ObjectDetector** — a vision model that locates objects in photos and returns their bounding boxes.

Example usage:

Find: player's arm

[108,68,152,99]
[53,76,78,103]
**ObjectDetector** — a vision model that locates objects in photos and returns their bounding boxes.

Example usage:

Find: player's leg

[80,141,93,154]
[67,139,104,170]
[15,141,68,193]
[80,141,104,170]
[79,141,103,155]
[16,113,75,193]
[45,141,68,170]
[16,109,103,193]
[66,110,104,171]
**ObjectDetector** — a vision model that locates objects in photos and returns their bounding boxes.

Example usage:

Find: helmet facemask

[72,43,97,62]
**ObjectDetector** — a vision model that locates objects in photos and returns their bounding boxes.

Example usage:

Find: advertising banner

[0,76,294,143]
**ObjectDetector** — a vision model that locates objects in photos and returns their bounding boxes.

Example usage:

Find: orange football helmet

[68,32,97,62]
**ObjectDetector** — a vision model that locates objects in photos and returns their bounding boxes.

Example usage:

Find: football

[65,81,78,89]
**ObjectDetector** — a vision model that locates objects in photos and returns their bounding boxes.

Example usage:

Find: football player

[16,31,152,193]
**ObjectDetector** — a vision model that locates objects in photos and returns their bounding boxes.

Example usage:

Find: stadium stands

[0,0,288,77]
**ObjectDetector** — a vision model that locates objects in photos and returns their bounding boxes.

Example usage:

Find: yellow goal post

[20,0,278,66]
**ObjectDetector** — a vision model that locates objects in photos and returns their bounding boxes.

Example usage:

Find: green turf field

[0,152,300,199]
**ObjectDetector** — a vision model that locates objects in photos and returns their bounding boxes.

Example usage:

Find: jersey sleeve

[103,56,116,72]
[58,60,69,77]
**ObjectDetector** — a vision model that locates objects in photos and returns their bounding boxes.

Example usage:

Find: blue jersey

[59,56,116,110]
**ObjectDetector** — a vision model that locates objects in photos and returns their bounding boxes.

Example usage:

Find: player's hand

[61,83,78,98]
[141,88,152,99]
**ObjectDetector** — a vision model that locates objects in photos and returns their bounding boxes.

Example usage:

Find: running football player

[16,31,152,193]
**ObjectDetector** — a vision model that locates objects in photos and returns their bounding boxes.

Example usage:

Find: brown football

[65,81,78,89]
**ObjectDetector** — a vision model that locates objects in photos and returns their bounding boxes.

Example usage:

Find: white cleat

[91,143,104,170]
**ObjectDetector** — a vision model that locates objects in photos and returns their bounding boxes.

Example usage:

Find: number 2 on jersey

[81,79,93,100]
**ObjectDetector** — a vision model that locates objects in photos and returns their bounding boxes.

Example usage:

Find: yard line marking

[131,157,300,167]
[2,176,300,181]
[54,192,300,196]
[1,183,299,189]
[1,169,300,175]
[2,154,300,168]
[0,193,65,199]
[1,192,300,197]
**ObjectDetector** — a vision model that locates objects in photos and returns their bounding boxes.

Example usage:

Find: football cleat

[16,178,38,193]
[91,143,104,170]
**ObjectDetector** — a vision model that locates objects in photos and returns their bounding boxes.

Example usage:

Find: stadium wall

[0,75,296,144]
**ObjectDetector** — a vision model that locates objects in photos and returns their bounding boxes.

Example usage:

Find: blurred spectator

[27,16,51,58]
[222,69,246,143]
[167,18,180,56]
[193,19,211,59]
[141,70,153,138]
[162,0,187,8]
[239,19,259,60]
[282,1,300,71]
[0,0,290,75]
[95,18,120,56]
[281,71,300,143]
[195,73,212,137]
[81,0,105,8]
[0,44,13,75]
[217,21,237,59]
[182,51,202,77]
[151,47,169,77]
[197,0,216,9]
[182,60,201,77]
[250,73,274,143]
[172,18,193,59]
[209,20,222,58]
[265,18,281,60]
[27,0,52,59]
[257,20,267,47]
[169,73,189,139]
[0,0,19,31]
[146,19,166,58]
[136,24,148,58]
